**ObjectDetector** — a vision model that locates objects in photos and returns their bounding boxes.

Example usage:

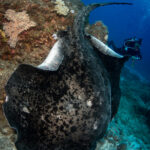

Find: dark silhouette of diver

[108,37,142,60]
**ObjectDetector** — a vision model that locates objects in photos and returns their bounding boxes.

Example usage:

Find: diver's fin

[73,2,132,42]
[38,40,64,71]
[88,35,124,58]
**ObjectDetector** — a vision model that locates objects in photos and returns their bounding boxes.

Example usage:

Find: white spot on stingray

[22,106,30,114]
[93,121,98,130]
[99,100,103,105]
[66,104,75,113]
[5,96,9,102]
[57,115,62,119]
[87,100,92,107]
[41,115,45,121]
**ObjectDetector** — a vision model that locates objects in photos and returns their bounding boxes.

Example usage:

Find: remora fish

[3,2,132,150]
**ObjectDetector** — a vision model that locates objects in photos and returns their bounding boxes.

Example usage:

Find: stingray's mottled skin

[3,3,131,150]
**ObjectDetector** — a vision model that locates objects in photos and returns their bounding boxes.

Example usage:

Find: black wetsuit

[108,40,142,59]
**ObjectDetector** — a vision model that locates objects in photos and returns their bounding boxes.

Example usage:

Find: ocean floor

[96,67,150,150]
[0,66,150,150]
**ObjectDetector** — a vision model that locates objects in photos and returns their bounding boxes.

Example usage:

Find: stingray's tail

[73,2,132,42]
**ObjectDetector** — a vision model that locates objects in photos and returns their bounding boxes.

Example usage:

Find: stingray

[3,2,132,150]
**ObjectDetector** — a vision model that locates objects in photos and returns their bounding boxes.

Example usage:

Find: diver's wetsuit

[108,39,142,59]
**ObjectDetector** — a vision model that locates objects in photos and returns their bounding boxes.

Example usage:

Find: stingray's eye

[5,96,9,102]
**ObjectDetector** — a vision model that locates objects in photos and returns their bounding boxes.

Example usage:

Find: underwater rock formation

[95,67,150,150]
[2,2,132,150]
[85,21,108,43]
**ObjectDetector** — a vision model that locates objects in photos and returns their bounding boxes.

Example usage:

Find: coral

[0,29,7,42]
[3,9,36,48]
[86,21,108,43]
[54,0,69,16]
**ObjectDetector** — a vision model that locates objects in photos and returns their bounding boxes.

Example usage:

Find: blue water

[81,0,150,81]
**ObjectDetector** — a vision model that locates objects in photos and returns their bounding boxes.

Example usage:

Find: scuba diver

[108,37,142,60]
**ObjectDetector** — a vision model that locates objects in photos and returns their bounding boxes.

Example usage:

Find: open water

[82,0,150,82]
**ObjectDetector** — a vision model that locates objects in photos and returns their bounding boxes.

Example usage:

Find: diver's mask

[124,37,142,60]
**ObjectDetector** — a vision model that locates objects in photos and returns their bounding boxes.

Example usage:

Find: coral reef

[54,0,69,16]
[3,9,36,48]
[96,67,150,150]
[86,21,108,43]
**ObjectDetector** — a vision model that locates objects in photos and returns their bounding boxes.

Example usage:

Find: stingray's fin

[73,2,132,43]
[38,39,64,71]
[88,35,123,58]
